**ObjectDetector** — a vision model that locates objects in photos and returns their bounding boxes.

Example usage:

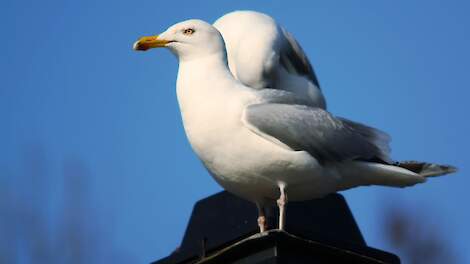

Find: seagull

[213,10,326,109]
[133,19,456,233]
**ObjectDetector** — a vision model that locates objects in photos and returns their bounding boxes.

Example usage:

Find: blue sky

[1,0,469,263]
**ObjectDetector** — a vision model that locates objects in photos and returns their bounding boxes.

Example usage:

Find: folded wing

[279,28,320,88]
[243,103,391,164]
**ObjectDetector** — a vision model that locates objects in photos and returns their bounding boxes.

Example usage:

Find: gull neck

[177,51,238,94]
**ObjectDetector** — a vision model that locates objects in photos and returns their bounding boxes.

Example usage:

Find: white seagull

[214,10,326,109]
[133,19,456,232]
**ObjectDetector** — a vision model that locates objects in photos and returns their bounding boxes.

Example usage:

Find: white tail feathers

[336,160,456,190]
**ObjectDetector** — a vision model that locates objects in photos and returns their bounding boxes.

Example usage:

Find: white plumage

[133,17,455,232]
[214,11,326,109]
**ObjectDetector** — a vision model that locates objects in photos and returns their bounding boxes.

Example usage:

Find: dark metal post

[152,191,400,264]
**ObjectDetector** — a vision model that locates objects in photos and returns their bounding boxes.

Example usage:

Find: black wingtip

[396,161,457,177]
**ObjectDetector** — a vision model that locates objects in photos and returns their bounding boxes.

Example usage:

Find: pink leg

[256,203,267,233]
[277,184,287,230]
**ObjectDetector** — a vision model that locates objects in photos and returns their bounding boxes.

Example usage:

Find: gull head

[133,19,226,61]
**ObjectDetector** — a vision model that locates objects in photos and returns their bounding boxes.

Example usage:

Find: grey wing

[279,28,320,88]
[255,88,315,107]
[243,103,391,164]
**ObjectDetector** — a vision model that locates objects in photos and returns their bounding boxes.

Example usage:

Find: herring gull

[214,10,326,109]
[133,19,456,232]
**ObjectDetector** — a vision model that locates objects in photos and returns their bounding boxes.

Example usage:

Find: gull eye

[182,28,195,35]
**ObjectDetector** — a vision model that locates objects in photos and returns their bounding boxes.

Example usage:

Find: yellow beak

[133,35,169,51]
